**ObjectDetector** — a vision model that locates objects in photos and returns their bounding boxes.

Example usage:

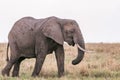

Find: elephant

[2,16,85,77]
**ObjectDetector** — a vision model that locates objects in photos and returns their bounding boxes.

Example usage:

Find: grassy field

[0,43,120,80]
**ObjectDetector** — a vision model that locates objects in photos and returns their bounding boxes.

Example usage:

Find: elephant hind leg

[12,57,25,77]
[2,42,20,76]
[2,57,19,76]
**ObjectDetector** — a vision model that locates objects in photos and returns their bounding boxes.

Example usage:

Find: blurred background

[0,0,120,43]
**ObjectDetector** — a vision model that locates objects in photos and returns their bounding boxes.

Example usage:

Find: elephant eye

[65,29,74,34]
[70,30,74,33]
[65,30,69,34]
[69,29,75,33]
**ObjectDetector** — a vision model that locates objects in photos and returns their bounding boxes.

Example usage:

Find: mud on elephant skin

[2,16,85,77]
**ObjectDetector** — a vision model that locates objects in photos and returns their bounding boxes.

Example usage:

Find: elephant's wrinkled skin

[2,16,85,77]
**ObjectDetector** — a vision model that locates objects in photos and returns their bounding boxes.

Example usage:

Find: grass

[0,43,120,80]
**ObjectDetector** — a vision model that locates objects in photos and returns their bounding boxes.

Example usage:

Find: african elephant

[2,16,85,77]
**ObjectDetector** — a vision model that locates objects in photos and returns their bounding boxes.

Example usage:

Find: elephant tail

[6,43,9,62]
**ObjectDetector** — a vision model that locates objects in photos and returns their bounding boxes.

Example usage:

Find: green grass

[0,43,120,80]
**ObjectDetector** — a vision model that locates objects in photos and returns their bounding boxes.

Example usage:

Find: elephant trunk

[72,31,85,65]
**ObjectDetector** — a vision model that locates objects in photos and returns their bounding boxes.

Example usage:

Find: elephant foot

[58,72,64,78]
[12,74,19,77]
[31,73,38,77]
[2,69,10,76]
[12,71,19,77]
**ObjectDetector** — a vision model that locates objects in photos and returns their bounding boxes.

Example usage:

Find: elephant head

[41,16,85,65]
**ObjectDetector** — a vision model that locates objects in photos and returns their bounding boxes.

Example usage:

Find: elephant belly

[20,47,36,58]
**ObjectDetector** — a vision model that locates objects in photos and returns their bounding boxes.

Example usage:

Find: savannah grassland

[0,43,120,80]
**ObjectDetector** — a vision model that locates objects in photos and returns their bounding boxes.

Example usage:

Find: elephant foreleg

[32,53,46,77]
[31,36,48,77]
[55,45,64,77]
[31,40,47,77]
[12,57,25,77]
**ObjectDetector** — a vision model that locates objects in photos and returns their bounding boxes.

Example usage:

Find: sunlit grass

[0,43,120,80]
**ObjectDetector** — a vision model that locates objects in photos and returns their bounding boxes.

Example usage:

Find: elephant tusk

[76,44,94,53]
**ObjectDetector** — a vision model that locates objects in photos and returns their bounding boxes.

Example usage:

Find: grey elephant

[2,16,85,77]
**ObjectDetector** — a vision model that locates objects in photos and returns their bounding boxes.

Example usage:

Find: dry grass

[0,43,120,80]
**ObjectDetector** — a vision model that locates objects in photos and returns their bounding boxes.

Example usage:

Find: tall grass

[0,43,120,80]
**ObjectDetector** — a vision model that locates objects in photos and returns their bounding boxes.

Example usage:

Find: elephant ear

[41,21,64,45]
